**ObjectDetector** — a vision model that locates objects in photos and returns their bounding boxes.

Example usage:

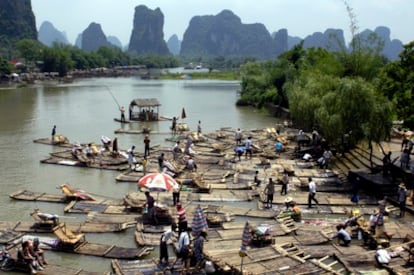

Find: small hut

[129,98,161,121]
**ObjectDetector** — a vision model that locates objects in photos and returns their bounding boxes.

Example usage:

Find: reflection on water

[0,77,279,272]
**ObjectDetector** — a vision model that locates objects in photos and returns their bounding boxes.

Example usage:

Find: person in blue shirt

[235,146,245,161]
[275,141,283,155]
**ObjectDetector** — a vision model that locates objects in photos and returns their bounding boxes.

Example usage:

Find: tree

[42,47,73,76]
[288,73,392,150]
[378,41,414,128]
[0,56,11,75]
[16,39,43,66]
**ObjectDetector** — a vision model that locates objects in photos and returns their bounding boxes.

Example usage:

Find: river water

[0,76,278,272]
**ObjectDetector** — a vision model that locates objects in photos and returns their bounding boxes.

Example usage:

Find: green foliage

[0,56,11,75]
[377,41,414,128]
[42,46,74,77]
[16,39,44,64]
[288,74,392,147]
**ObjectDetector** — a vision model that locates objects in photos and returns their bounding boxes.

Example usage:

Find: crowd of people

[53,121,413,273]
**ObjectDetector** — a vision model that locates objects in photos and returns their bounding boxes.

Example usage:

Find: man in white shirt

[172,227,192,271]
[336,224,351,246]
[308,177,319,208]
[159,223,177,265]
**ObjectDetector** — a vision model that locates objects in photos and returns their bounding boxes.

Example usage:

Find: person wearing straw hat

[398,183,408,217]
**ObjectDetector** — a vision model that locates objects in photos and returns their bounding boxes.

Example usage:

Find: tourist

[197,120,202,135]
[127,145,135,172]
[308,177,319,208]
[254,170,261,187]
[112,137,119,156]
[186,156,197,172]
[120,106,126,122]
[143,135,150,157]
[101,135,111,151]
[275,140,283,155]
[144,191,157,225]
[184,135,193,155]
[398,183,408,217]
[235,128,242,145]
[375,207,388,239]
[51,125,56,143]
[280,171,289,195]
[173,227,192,272]
[176,202,188,234]
[158,153,165,171]
[351,176,360,204]
[382,151,392,177]
[322,148,333,169]
[173,141,181,160]
[369,209,378,235]
[401,130,410,151]
[30,238,47,267]
[335,224,351,246]
[159,223,178,265]
[375,246,393,267]
[18,240,42,274]
[245,136,253,159]
[193,230,207,271]
[172,181,181,206]
[235,145,244,161]
[171,117,177,135]
[85,143,94,157]
[142,156,148,175]
[400,148,410,169]
[264,178,275,209]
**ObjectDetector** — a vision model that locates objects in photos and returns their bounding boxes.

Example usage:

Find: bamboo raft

[44,224,152,259]
[0,220,134,234]
[9,190,124,205]
[111,259,183,275]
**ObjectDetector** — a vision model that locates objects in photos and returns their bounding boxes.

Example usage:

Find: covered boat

[129,98,160,121]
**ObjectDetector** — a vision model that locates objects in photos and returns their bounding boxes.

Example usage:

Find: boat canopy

[129,98,161,121]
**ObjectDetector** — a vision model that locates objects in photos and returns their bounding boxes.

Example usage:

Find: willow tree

[288,73,392,151]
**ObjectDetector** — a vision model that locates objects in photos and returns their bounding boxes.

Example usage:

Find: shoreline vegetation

[160,70,240,81]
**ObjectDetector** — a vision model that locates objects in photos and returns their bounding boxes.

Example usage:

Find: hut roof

[130,98,160,107]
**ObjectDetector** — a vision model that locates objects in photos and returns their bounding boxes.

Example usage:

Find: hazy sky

[31,0,413,46]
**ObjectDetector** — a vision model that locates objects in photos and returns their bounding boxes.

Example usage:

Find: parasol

[138,172,179,192]
[191,206,208,235]
[239,221,251,272]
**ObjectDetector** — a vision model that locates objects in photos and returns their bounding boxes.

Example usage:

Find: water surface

[0,77,278,271]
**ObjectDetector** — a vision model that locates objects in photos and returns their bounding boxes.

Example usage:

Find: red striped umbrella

[138,172,179,192]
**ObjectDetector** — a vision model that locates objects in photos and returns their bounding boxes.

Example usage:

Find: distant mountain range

[1,1,405,61]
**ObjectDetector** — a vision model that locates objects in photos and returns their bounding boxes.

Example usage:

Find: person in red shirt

[176,202,187,234]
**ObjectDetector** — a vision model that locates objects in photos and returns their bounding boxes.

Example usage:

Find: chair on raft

[53,223,85,251]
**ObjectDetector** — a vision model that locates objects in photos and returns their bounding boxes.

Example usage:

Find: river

[0,76,279,272]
